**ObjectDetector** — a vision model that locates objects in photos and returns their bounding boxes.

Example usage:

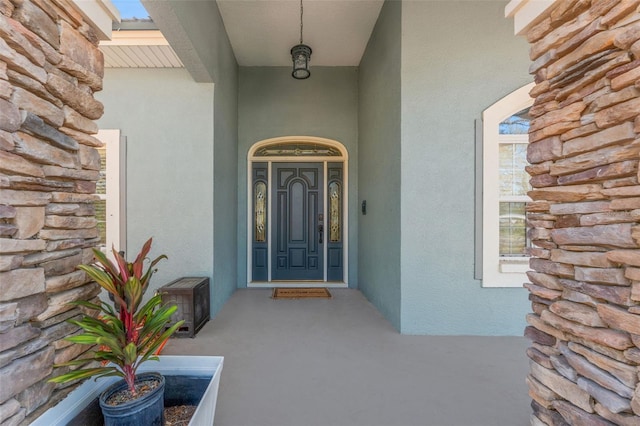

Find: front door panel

[272,163,324,280]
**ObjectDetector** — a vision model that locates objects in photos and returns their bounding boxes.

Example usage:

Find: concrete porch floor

[163,289,531,426]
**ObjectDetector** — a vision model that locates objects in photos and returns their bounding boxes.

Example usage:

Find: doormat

[272,287,332,299]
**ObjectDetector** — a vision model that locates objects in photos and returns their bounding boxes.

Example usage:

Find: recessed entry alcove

[247,137,349,288]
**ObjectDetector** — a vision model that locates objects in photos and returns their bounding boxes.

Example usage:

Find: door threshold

[247,282,348,289]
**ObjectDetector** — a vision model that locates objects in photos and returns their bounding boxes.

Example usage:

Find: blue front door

[272,163,324,280]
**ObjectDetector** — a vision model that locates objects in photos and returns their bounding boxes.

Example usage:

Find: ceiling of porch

[103,0,384,68]
[217,0,384,66]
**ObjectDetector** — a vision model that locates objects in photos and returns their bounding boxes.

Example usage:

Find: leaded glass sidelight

[254,182,266,242]
[329,182,341,242]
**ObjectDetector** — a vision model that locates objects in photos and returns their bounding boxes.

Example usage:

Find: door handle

[318,224,323,244]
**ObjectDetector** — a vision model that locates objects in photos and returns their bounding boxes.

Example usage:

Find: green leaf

[139,320,184,363]
[124,277,143,314]
[123,342,138,365]
[48,367,121,384]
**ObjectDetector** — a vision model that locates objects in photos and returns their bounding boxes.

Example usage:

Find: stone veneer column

[0,0,106,424]
[522,1,640,425]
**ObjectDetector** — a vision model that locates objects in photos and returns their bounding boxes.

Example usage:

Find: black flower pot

[99,372,165,426]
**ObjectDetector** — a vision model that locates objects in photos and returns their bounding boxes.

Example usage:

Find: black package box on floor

[160,277,210,337]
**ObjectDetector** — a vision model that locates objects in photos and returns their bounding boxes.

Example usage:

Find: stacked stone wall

[524,0,640,424]
[0,0,104,424]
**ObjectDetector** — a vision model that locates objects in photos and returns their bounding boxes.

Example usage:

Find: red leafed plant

[50,238,184,396]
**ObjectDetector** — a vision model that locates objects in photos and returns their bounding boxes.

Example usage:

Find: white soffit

[99,30,184,68]
[217,0,385,66]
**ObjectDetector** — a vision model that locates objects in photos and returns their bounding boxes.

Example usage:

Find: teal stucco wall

[358,0,402,331]
[237,67,359,287]
[399,1,532,334]
[97,68,215,300]
[142,0,239,316]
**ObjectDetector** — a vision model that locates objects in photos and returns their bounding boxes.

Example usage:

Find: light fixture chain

[300,0,303,44]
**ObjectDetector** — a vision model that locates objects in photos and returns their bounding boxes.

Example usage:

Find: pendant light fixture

[291,0,311,79]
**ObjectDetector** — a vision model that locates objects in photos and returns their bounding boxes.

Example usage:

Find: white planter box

[32,355,224,426]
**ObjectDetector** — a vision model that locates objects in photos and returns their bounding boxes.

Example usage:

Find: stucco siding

[400,0,532,334]
[97,68,215,300]
[358,0,402,330]
[237,67,359,287]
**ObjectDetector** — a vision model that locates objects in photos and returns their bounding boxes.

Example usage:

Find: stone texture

[45,73,104,120]
[553,400,617,425]
[15,379,55,416]
[577,377,631,414]
[551,224,637,248]
[597,303,640,336]
[574,266,629,285]
[0,150,44,178]
[13,131,79,168]
[45,215,97,229]
[550,141,640,176]
[541,310,633,350]
[11,86,64,127]
[560,278,632,306]
[44,270,86,293]
[557,160,638,186]
[563,122,636,156]
[0,238,45,254]
[550,249,612,267]
[62,105,97,134]
[0,37,46,84]
[11,0,59,49]
[40,252,82,276]
[79,145,101,171]
[58,125,103,147]
[0,347,54,404]
[12,293,47,325]
[549,300,607,327]
[581,211,636,226]
[0,15,45,67]
[594,403,640,426]
[12,206,44,239]
[569,342,638,389]
[38,228,98,241]
[0,399,21,424]
[0,324,40,352]
[59,21,103,80]
[19,111,78,151]
[0,268,44,301]
[34,283,99,322]
[530,360,594,413]
[0,94,21,132]
[560,345,634,399]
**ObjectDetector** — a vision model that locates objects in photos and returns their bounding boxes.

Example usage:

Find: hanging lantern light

[291,0,311,79]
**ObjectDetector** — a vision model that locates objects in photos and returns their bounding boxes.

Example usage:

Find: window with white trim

[95,129,127,256]
[480,84,534,287]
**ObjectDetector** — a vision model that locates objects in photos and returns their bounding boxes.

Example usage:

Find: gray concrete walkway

[163,289,530,426]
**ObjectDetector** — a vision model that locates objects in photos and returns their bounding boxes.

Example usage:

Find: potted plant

[49,238,184,425]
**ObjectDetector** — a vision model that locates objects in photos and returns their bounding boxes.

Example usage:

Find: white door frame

[247,136,349,288]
